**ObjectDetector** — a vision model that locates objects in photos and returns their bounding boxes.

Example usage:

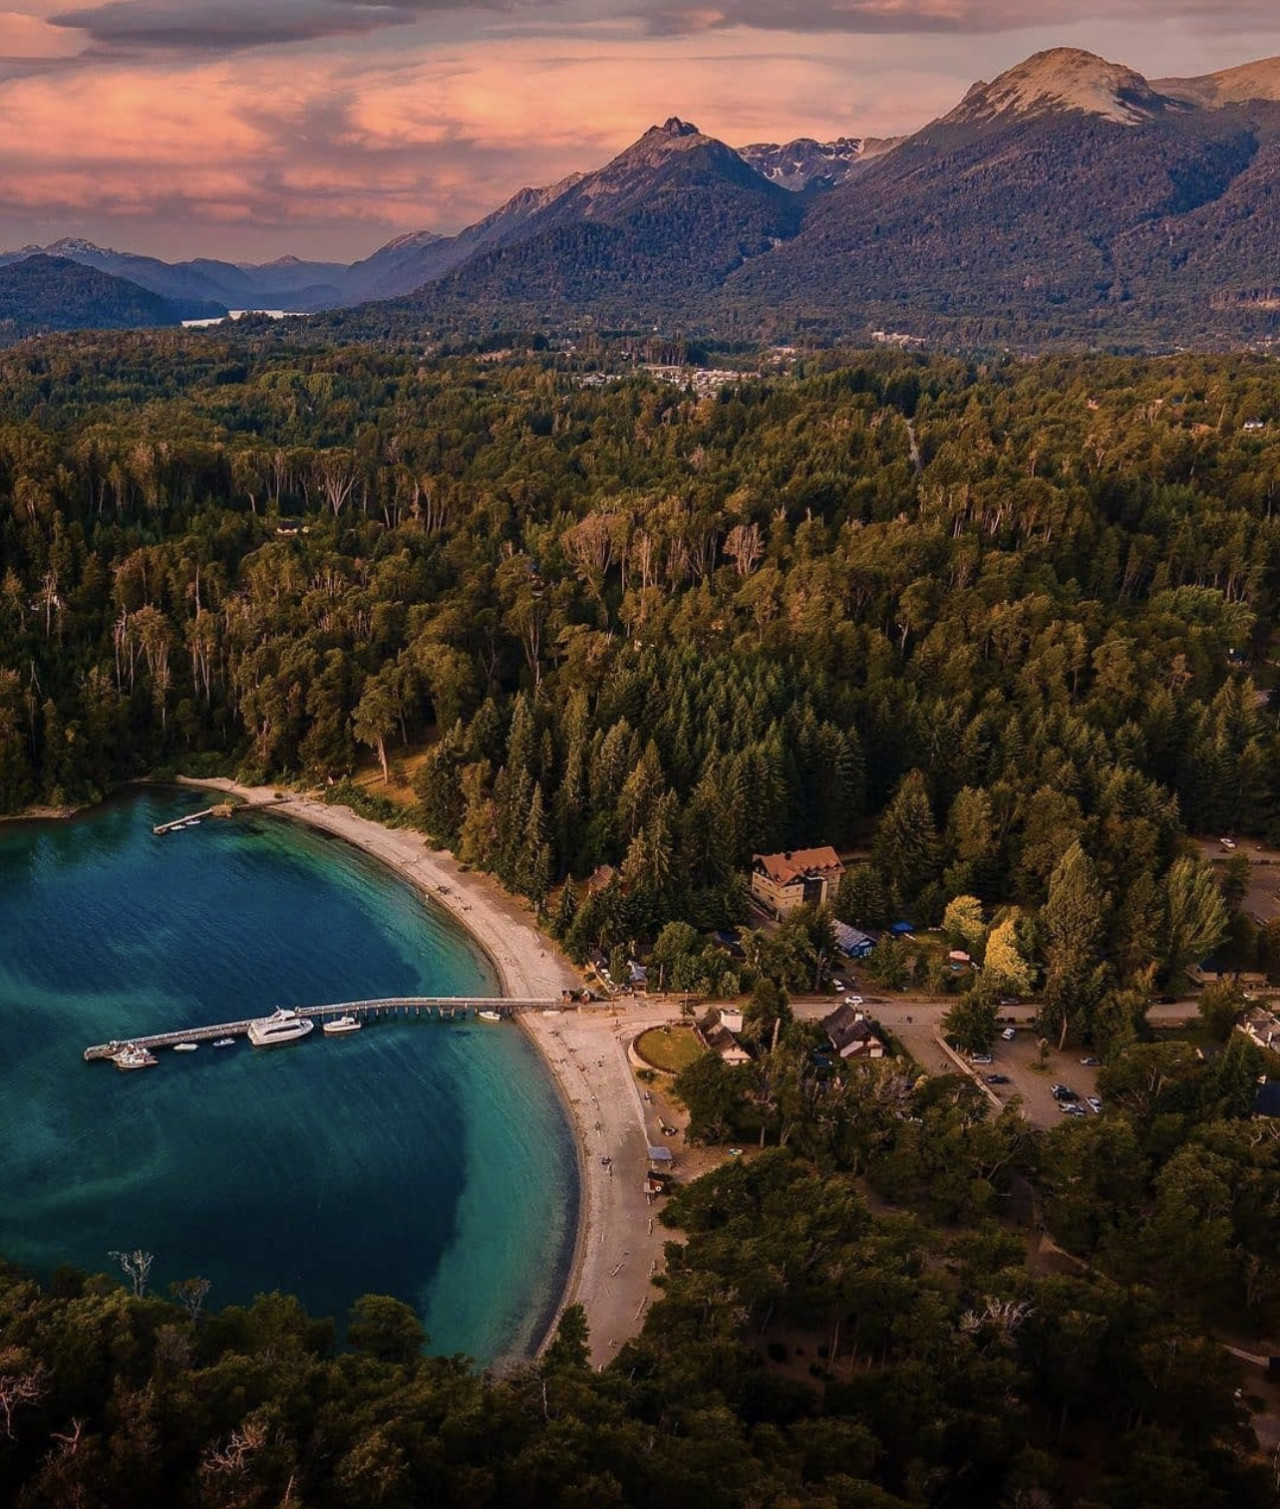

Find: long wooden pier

[152,803,235,835]
[83,996,563,1061]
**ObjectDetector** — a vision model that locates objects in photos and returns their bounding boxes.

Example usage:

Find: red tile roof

[753,846,842,886]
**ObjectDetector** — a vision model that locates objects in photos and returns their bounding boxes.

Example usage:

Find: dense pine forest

[3,330,1280,1504]
[3,335,1280,958]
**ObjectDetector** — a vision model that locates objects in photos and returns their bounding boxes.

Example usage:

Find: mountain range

[0,255,195,338]
[0,239,347,322]
[14,47,1280,348]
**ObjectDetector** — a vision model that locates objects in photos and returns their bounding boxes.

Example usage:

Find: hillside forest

[1,331,1280,1505]
[3,336,1280,1014]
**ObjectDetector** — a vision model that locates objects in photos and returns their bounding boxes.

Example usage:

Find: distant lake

[181,310,301,327]
[0,788,577,1361]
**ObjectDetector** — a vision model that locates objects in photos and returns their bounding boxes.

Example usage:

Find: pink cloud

[0,7,1277,258]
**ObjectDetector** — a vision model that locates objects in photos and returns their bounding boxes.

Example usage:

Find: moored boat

[247,1008,315,1048]
[112,1044,157,1071]
[477,1009,502,1023]
[322,1014,362,1036]
[173,1041,198,1052]
[212,1037,236,1049]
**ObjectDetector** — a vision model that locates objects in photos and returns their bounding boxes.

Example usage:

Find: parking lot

[794,997,1106,1129]
[964,1030,1103,1128]
[1196,835,1280,926]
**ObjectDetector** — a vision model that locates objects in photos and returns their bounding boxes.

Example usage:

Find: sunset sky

[2,0,1279,263]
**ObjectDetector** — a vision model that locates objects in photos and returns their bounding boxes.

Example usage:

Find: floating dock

[83,997,559,1061]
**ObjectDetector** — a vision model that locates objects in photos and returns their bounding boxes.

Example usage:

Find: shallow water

[0,788,577,1361]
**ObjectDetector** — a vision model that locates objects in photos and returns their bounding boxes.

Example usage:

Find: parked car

[844,994,864,1007]
[832,979,847,992]
[1086,1096,1103,1113]
[1061,1103,1087,1117]
[1052,1085,1079,1102]
[1220,836,1237,850]
[1001,1027,1017,1040]
[970,1052,994,1065]
[1079,1056,1100,1066]
[986,1073,1011,1085]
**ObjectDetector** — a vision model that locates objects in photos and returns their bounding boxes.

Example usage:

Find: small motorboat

[173,1042,199,1053]
[212,1037,236,1049]
[477,1009,502,1023]
[322,1015,362,1036]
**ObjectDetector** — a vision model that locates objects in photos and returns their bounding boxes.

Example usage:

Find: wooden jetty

[83,997,561,1062]
[152,803,235,835]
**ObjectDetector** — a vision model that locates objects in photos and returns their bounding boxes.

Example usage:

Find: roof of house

[833,921,877,953]
[822,1003,883,1055]
[1243,1006,1280,1044]
[752,846,843,886]
[647,1145,674,1162]
[698,1015,749,1057]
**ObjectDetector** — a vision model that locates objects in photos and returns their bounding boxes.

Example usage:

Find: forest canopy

[2,336,1277,971]
[2,330,1280,1506]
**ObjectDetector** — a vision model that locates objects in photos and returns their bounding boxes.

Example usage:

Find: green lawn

[634,1026,706,1075]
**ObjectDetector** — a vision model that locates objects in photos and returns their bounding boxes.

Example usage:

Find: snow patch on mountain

[738,137,896,191]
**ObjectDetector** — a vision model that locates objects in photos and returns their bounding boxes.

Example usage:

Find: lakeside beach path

[177,778,669,1368]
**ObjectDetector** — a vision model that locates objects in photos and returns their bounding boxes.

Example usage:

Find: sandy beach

[176,777,670,1368]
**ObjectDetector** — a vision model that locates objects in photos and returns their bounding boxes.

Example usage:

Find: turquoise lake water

[0,788,578,1361]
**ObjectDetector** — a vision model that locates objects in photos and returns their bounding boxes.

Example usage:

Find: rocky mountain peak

[947,47,1174,127]
[46,236,112,256]
[1158,55,1280,108]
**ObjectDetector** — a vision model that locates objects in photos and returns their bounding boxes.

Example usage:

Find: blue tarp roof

[890,921,915,935]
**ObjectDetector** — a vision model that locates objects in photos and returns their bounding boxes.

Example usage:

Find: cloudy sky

[1,0,1279,262]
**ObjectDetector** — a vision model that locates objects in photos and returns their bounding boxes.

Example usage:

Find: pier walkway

[152,804,235,834]
[83,996,562,1061]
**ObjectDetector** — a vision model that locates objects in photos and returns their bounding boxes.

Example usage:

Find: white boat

[173,1041,198,1053]
[212,1037,236,1049]
[477,1009,502,1023]
[322,1015,362,1036]
[112,1044,157,1071]
[247,1009,315,1048]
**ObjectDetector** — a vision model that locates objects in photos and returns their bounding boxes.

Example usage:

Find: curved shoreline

[174,778,664,1368]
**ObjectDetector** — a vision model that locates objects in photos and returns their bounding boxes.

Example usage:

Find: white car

[1001,1027,1016,1040]
[844,994,864,1007]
